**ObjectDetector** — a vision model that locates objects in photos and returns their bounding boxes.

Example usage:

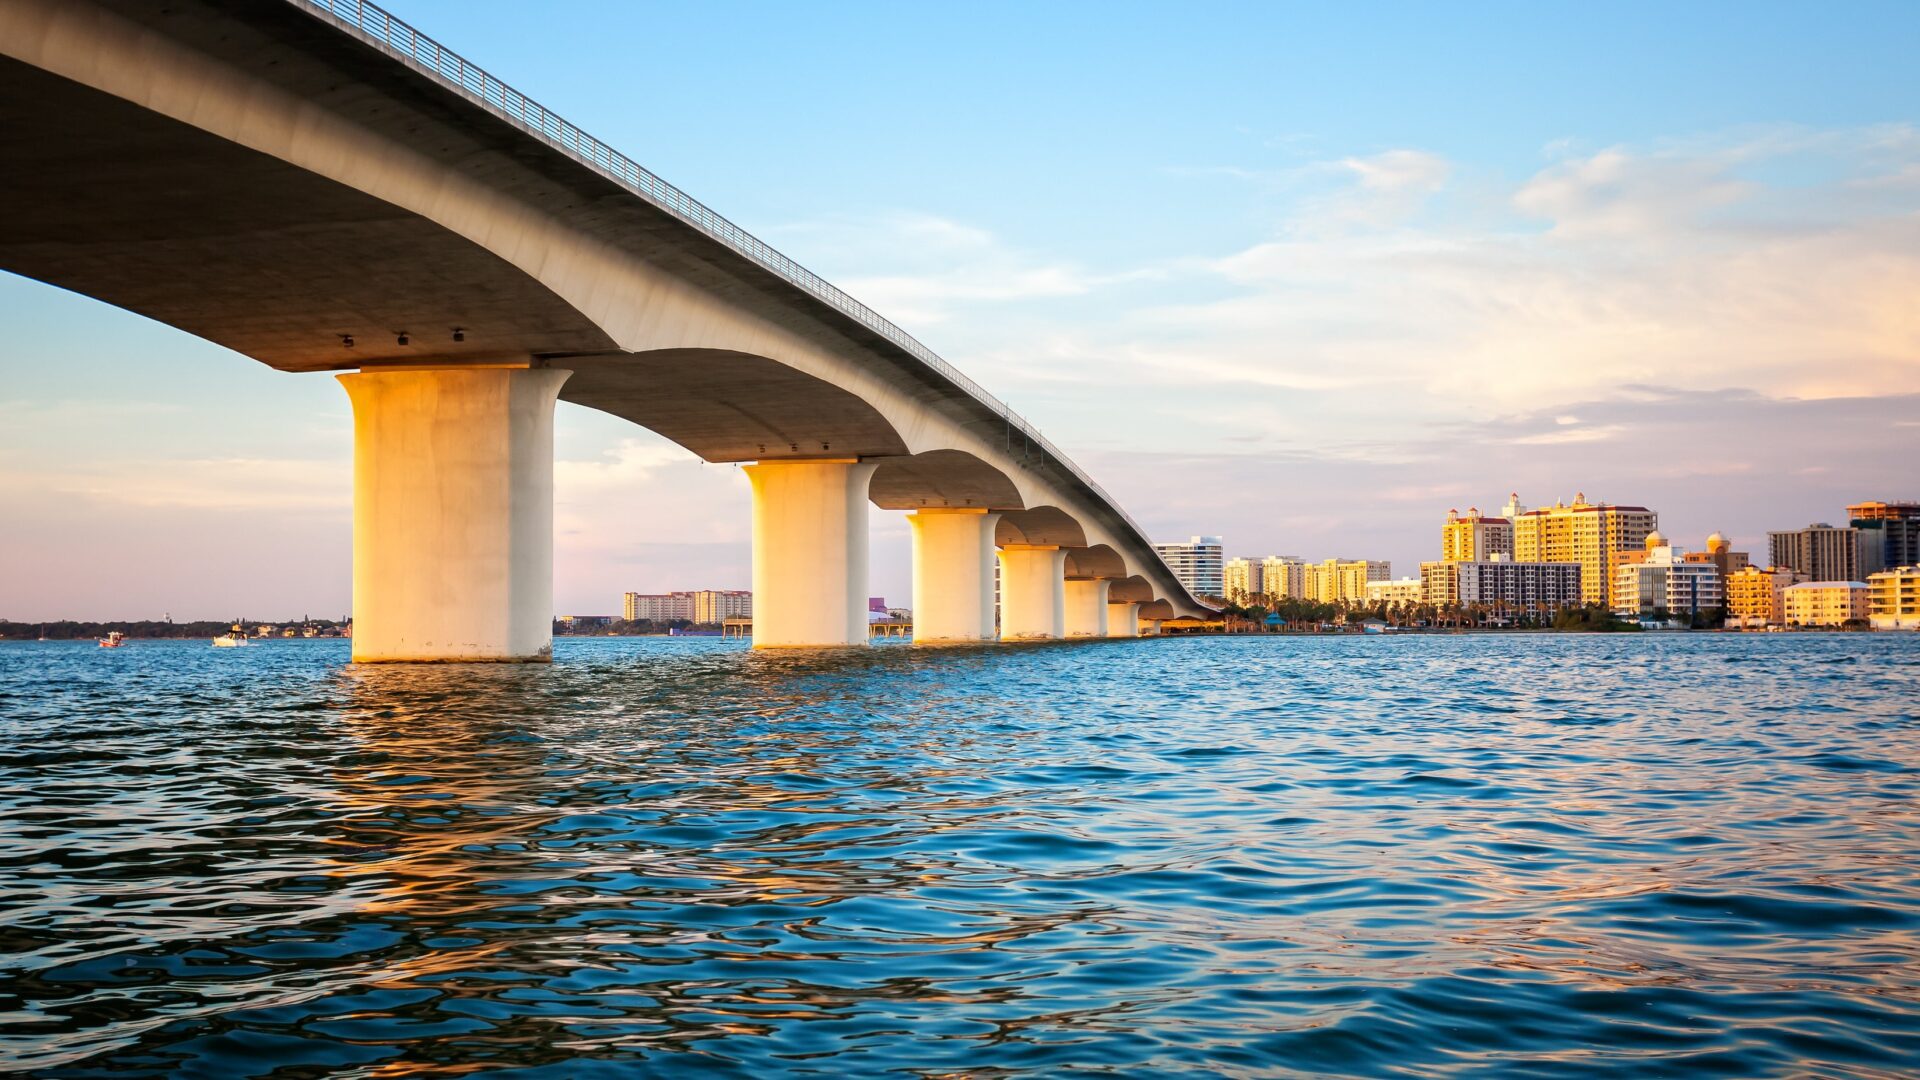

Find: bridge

[0,0,1213,660]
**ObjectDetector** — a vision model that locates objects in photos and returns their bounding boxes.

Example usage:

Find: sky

[4,1,1919,620]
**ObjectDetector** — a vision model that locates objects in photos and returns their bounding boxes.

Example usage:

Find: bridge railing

[289,0,1187,597]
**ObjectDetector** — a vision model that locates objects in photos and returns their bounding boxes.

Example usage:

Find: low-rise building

[1363,578,1423,606]
[1724,566,1802,628]
[1783,581,1870,628]
[1868,566,1920,630]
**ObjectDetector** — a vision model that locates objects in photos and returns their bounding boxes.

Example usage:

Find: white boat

[212,621,252,648]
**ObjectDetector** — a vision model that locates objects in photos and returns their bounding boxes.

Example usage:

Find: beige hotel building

[1511,493,1659,607]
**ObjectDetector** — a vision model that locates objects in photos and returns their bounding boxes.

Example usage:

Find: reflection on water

[3,634,1919,1075]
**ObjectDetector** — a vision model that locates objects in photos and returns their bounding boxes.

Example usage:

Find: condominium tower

[1442,508,1514,562]
[1769,524,1880,583]
[1849,501,1920,571]
[1512,493,1659,606]
[1154,536,1225,598]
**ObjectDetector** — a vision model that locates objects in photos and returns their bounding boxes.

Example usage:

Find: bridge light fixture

[452,327,465,342]
[396,331,410,346]
[341,334,354,348]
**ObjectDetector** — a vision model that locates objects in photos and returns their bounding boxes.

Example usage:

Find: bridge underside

[0,0,1209,657]
[0,55,619,370]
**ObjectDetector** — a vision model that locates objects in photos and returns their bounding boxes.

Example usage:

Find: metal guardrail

[286,0,1188,599]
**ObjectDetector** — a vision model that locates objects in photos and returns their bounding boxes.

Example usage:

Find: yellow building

[1782,581,1870,628]
[1420,561,1457,606]
[1869,566,1920,630]
[1261,556,1308,600]
[1512,492,1658,606]
[1442,508,1513,562]
[1294,559,1387,604]
[1223,558,1260,604]
[1724,565,1802,628]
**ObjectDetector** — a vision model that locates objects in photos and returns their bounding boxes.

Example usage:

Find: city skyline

[5,1,1920,620]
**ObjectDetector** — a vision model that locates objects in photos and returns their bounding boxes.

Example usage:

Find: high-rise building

[1868,566,1920,630]
[1769,524,1879,583]
[692,590,753,623]
[1442,508,1514,562]
[1725,565,1803,628]
[1154,536,1225,598]
[623,590,752,623]
[1423,556,1580,612]
[1783,581,1871,628]
[1612,538,1722,620]
[1260,556,1309,599]
[1298,558,1389,603]
[1849,501,1920,572]
[1512,493,1658,606]
[1223,557,1262,604]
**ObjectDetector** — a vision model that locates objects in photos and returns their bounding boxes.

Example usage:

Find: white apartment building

[1612,544,1722,621]
[1154,536,1225,598]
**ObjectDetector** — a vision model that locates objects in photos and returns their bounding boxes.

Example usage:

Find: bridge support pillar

[909,508,1000,643]
[1063,579,1112,637]
[998,545,1066,640]
[745,459,876,647]
[338,365,569,662]
[1106,602,1142,638]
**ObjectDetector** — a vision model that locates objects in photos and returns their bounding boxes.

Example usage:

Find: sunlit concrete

[340,365,569,662]
[1000,545,1067,641]
[1106,602,1142,638]
[1064,579,1112,638]
[745,460,876,648]
[0,0,1218,657]
[909,509,1001,643]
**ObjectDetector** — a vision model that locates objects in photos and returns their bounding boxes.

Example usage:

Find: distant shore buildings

[1205,490,1917,631]
[621,589,752,623]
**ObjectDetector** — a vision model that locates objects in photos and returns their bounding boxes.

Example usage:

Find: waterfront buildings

[1260,556,1309,599]
[1612,535,1722,621]
[1849,501,1920,571]
[622,590,752,623]
[1683,532,1751,580]
[1442,508,1513,562]
[1422,556,1581,612]
[1223,557,1260,604]
[1154,537,1225,598]
[1868,566,1920,630]
[693,590,753,624]
[1724,565,1803,628]
[1511,493,1659,606]
[1364,578,1424,606]
[1303,559,1389,604]
[1769,524,1880,583]
[1783,581,1871,628]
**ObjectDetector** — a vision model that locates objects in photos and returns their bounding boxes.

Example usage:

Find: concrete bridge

[0,0,1212,660]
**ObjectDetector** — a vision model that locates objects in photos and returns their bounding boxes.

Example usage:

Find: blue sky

[4,2,1918,619]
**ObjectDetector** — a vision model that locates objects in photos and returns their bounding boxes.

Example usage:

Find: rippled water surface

[3,634,1919,1076]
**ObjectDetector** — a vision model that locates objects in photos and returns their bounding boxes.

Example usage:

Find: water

[2,634,1918,1077]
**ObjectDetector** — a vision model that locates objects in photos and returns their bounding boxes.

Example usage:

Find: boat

[212,621,252,648]
[97,630,126,648]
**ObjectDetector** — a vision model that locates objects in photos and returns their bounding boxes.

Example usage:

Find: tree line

[1213,596,1702,632]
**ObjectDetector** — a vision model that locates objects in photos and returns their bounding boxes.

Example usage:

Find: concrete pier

[339,365,569,662]
[999,545,1067,641]
[745,459,877,647]
[1064,579,1112,638]
[1106,602,1143,638]
[909,508,1001,643]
